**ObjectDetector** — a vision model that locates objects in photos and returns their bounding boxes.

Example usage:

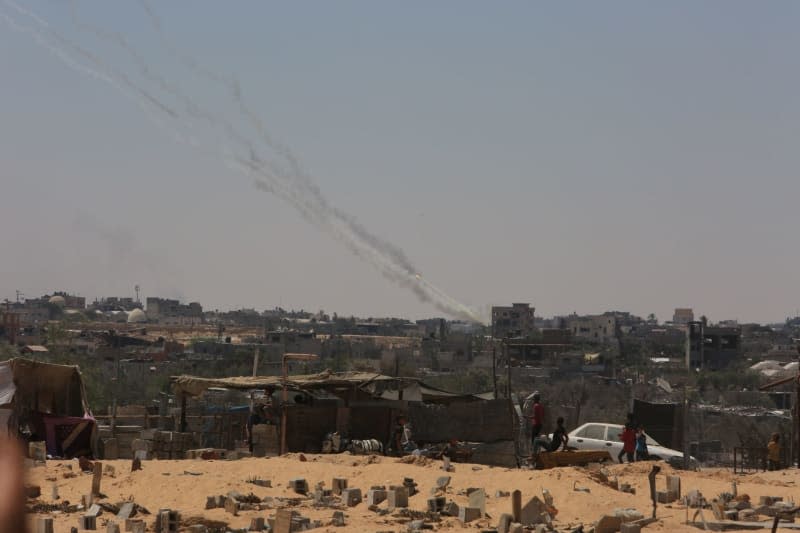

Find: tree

[647,313,657,323]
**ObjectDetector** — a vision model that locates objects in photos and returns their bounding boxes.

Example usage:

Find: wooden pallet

[535,450,612,469]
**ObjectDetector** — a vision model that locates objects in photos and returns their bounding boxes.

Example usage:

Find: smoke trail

[2,1,483,322]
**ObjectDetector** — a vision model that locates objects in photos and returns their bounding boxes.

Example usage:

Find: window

[582,424,606,440]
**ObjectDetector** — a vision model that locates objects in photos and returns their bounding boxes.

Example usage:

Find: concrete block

[224,497,239,515]
[427,496,445,513]
[666,475,681,499]
[520,496,548,525]
[595,515,622,533]
[468,488,486,517]
[497,513,513,533]
[367,489,387,506]
[117,502,135,521]
[388,487,409,509]
[331,511,345,527]
[106,523,120,533]
[620,524,641,533]
[125,519,145,533]
[458,506,481,523]
[36,517,54,533]
[289,478,308,495]
[79,515,97,530]
[342,488,362,507]
[332,477,348,495]
[249,517,265,531]
[443,501,459,517]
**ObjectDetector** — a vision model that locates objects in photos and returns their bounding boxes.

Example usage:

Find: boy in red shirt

[618,413,636,463]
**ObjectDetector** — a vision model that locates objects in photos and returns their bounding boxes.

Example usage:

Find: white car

[566,422,697,468]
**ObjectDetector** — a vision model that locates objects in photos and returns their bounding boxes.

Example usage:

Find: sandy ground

[25,454,800,532]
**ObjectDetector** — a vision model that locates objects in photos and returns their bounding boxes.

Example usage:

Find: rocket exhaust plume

[1,1,484,323]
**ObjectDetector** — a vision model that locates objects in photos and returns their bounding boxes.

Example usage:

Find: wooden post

[512,490,521,522]
[91,462,102,496]
[180,393,187,433]
[648,464,660,519]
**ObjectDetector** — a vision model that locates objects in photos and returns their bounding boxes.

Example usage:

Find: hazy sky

[1,1,799,324]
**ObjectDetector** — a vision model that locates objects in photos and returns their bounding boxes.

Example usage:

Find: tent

[0,358,95,458]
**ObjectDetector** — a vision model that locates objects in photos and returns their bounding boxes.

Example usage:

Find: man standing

[528,391,544,445]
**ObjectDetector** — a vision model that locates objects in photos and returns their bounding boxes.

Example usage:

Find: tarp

[171,371,405,397]
[5,358,90,417]
[0,361,15,406]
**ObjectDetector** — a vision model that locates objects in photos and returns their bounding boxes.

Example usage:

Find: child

[635,427,649,461]
[767,433,781,471]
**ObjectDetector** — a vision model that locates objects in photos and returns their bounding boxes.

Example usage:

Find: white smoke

[1,0,484,323]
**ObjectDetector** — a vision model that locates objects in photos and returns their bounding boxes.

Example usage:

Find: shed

[0,358,95,458]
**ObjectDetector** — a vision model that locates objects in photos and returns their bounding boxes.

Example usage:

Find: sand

[25,454,800,532]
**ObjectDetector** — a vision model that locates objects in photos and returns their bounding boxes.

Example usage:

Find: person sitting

[533,417,569,455]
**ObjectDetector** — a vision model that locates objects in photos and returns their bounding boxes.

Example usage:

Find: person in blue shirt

[635,426,649,461]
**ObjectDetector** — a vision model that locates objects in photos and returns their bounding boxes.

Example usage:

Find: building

[146,297,203,323]
[673,308,694,325]
[90,297,142,312]
[565,314,618,343]
[686,321,741,370]
[491,303,535,339]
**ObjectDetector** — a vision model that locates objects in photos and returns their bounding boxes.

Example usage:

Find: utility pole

[492,343,498,399]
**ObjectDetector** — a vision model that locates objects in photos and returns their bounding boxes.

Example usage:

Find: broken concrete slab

[435,476,451,490]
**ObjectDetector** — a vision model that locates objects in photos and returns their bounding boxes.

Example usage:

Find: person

[393,415,417,455]
[635,426,649,461]
[527,392,545,452]
[548,417,569,452]
[246,403,266,452]
[617,413,636,464]
[767,433,781,471]
[0,436,26,533]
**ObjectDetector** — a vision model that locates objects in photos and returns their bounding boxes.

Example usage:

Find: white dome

[127,308,147,323]
[48,295,66,307]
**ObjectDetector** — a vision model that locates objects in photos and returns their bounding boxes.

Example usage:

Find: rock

[436,476,451,489]
[458,506,481,523]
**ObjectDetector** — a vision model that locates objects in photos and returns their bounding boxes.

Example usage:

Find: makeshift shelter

[0,358,95,458]
[170,370,518,465]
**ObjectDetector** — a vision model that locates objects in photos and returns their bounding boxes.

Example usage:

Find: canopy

[170,371,407,397]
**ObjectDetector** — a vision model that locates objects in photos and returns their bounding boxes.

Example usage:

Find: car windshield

[604,424,663,447]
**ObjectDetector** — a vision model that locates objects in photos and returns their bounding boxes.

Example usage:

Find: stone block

[497,513,513,533]
[224,497,239,515]
[249,517,265,531]
[125,519,145,533]
[666,475,681,499]
[332,477,348,495]
[595,515,622,533]
[427,497,445,513]
[331,511,345,527]
[342,488,362,507]
[388,487,409,509]
[458,506,481,523]
[367,489,387,506]
[117,502,135,521]
[79,515,97,530]
[468,488,485,517]
[289,478,308,495]
[443,501,459,517]
[620,523,641,533]
[36,517,54,533]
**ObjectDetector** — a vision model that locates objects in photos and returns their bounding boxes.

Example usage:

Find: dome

[48,295,66,307]
[127,308,147,323]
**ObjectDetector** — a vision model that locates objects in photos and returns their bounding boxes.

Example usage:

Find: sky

[1,1,799,324]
